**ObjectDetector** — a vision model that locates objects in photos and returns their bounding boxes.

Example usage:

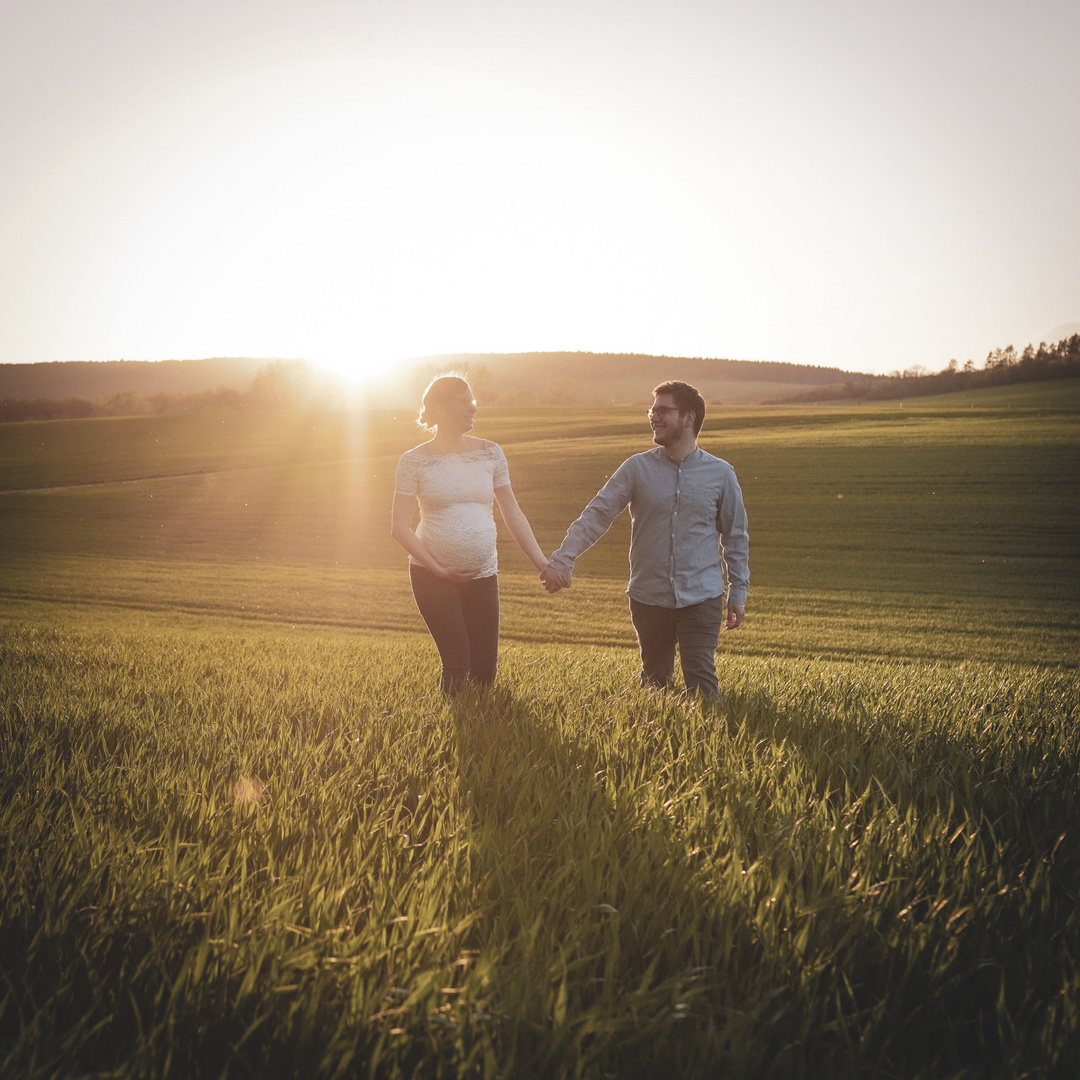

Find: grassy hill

[2,390,1079,1077]
[0,357,270,400]
[1,382,1077,664]
[2,353,872,413]
[6,393,1080,1075]
[883,374,1080,411]
[404,351,866,406]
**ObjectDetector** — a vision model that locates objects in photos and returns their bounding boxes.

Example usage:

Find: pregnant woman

[391,373,548,694]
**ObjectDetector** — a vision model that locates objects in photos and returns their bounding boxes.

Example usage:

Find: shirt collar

[657,444,700,466]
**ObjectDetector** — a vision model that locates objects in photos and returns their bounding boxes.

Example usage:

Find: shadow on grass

[443,684,783,1078]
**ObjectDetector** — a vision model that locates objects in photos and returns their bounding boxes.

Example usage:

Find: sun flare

[106,64,661,377]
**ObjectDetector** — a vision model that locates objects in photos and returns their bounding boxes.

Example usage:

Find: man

[541,381,748,699]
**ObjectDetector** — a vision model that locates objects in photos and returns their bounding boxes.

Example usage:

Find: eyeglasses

[647,406,681,419]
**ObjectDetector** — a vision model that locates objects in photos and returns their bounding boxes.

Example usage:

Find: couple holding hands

[391,374,749,700]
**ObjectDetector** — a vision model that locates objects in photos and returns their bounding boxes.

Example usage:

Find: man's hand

[725,602,745,630]
[540,564,572,593]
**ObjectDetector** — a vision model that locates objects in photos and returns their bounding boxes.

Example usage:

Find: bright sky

[2,0,1077,378]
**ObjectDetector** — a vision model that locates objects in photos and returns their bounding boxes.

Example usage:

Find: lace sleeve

[394,452,418,496]
[491,444,510,489]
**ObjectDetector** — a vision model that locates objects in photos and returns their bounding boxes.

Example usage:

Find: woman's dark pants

[409,565,500,693]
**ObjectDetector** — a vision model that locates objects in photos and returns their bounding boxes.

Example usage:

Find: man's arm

[716,468,749,622]
[545,459,636,584]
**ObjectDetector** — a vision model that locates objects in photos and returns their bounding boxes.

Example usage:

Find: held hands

[539,564,572,594]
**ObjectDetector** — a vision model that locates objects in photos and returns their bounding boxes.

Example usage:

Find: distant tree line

[0,360,338,423]
[421,350,855,388]
[771,334,1080,404]
[4,339,1078,421]
[0,387,246,423]
[0,357,267,400]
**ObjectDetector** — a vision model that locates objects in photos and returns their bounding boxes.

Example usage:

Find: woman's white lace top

[394,440,510,579]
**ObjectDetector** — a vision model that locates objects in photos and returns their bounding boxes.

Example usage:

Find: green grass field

[2,384,1079,1077]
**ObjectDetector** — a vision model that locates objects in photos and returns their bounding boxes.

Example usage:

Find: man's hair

[653,381,706,436]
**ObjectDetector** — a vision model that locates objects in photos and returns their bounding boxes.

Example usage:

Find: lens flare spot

[233,774,266,805]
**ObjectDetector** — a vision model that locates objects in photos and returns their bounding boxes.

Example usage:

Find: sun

[104,60,664,371]
[308,348,408,392]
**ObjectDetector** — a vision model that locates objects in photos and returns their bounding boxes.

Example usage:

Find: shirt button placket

[671,462,680,593]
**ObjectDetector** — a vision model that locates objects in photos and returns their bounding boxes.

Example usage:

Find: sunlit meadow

[2,387,1079,1077]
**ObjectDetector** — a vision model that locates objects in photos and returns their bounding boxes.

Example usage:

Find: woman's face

[435,385,477,432]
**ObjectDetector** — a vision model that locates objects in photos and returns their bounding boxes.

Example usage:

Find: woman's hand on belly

[436,563,482,583]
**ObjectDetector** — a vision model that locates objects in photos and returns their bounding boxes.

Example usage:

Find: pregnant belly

[418,512,497,571]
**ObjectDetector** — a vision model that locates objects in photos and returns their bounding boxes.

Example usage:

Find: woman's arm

[493,484,548,571]
[390,493,476,582]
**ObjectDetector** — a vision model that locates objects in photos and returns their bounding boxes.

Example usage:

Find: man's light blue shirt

[548,446,749,609]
